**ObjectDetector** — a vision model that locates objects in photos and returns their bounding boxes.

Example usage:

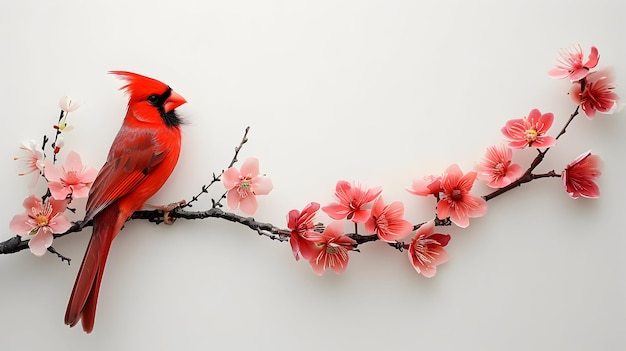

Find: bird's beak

[164,90,187,113]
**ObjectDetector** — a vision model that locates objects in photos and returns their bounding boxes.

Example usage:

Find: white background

[1,1,624,350]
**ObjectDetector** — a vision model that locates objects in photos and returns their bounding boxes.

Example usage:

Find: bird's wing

[84,127,165,222]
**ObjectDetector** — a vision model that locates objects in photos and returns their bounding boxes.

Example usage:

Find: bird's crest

[109,71,170,102]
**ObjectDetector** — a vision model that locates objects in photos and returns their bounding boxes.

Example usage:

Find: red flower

[408,221,450,278]
[406,175,441,197]
[501,109,556,149]
[306,221,356,275]
[364,196,413,242]
[548,45,599,81]
[437,164,487,228]
[475,144,523,188]
[562,151,601,199]
[570,68,620,119]
[287,202,321,261]
[322,180,382,223]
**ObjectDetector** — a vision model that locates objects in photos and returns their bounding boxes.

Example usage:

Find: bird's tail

[64,206,121,333]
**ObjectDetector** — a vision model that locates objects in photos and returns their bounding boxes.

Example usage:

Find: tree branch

[482,105,581,202]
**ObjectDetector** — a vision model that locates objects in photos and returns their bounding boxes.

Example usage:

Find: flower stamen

[525,129,538,142]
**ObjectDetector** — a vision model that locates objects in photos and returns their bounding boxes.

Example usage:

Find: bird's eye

[147,95,159,104]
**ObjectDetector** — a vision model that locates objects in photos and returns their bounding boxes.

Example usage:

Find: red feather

[64,71,186,333]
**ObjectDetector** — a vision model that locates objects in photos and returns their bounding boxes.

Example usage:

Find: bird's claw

[145,200,186,224]
[162,200,186,224]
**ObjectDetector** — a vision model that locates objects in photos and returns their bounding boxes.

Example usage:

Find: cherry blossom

[438,164,487,228]
[501,109,556,149]
[58,96,80,113]
[322,180,382,223]
[364,196,413,242]
[44,151,98,200]
[223,157,273,215]
[14,140,45,176]
[287,202,321,261]
[306,221,356,275]
[570,68,620,119]
[408,221,450,278]
[548,45,599,81]
[406,175,442,197]
[56,96,79,132]
[475,144,523,188]
[9,194,71,256]
[562,151,601,199]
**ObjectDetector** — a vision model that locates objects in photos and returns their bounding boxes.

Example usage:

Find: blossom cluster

[6,45,618,280]
[9,97,98,256]
[277,44,615,277]
[549,45,619,119]
[288,181,451,277]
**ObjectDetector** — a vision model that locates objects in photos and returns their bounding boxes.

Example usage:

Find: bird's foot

[144,200,186,224]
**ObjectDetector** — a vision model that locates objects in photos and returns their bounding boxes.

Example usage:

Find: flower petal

[322,203,350,220]
[22,194,42,213]
[43,159,61,182]
[585,46,599,69]
[28,230,53,256]
[299,238,322,261]
[252,176,273,195]
[351,209,371,223]
[82,167,99,183]
[420,247,449,278]
[222,167,241,190]
[49,213,72,233]
[309,253,326,276]
[226,189,240,210]
[48,182,69,200]
[450,208,470,228]
[9,214,35,236]
[70,184,90,199]
[239,194,259,215]
[64,151,83,172]
[547,67,571,79]
[436,200,451,222]
[240,157,260,178]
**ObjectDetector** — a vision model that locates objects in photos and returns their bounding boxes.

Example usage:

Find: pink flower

[406,175,442,197]
[223,157,273,215]
[562,151,602,199]
[306,221,356,275]
[570,68,620,119]
[501,109,556,149]
[287,202,321,261]
[322,181,382,223]
[408,221,450,278]
[364,196,413,242]
[44,151,98,200]
[475,144,523,188]
[438,164,487,228]
[548,45,599,81]
[14,140,45,176]
[9,194,71,256]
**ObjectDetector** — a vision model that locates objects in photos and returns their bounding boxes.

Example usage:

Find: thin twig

[47,246,71,265]
[182,126,250,208]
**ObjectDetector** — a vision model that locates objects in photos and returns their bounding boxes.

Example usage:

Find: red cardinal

[64,71,187,333]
